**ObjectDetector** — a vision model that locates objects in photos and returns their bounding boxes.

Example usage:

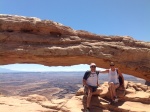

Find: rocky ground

[0,81,150,112]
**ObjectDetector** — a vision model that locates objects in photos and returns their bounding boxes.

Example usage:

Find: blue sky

[0,0,150,71]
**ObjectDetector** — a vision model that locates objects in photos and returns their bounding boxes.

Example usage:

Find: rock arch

[0,14,150,81]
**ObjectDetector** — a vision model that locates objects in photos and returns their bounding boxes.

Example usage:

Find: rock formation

[74,81,150,112]
[0,81,150,112]
[0,14,150,81]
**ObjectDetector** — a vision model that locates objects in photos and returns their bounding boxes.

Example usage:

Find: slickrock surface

[0,14,150,81]
[0,95,50,112]
[0,81,150,112]
[75,81,150,112]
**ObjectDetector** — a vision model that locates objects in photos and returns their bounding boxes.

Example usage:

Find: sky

[0,0,150,72]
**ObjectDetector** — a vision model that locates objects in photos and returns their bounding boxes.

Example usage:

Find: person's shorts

[108,82,120,89]
[84,85,98,95]
[115,83,120,86]
[88,85,98,92]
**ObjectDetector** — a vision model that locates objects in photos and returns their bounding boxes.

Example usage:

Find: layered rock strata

[0,14,150,81]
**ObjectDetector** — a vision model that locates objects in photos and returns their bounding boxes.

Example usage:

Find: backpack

[116,68,123,86]
[116,69,125,96]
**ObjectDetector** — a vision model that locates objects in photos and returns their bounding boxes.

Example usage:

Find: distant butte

[0,14,150,81]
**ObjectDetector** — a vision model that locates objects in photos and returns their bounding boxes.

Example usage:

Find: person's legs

[111,84,116,97]
[87,86,92,108]
[109,82,120,102]
[113,84,119,102]
[109,82,114,101]
[86,86,103,111]
[114,84,119,97]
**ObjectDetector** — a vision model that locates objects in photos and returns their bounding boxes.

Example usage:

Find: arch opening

[0,63,146,84]
[0,14,150,82]
[0,63,146,99]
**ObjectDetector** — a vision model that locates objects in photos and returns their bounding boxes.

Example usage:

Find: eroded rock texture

[1,81,149,112]
[0,14,150,81]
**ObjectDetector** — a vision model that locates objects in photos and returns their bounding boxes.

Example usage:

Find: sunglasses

[91,66,96,68]
[110,65,115,66]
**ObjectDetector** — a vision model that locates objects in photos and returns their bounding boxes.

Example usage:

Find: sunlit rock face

[0,14,150,81]
[75,81,150,112]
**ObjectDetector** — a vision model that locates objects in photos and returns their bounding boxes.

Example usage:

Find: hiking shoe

[114,96,118,102]
[113,98,118,103]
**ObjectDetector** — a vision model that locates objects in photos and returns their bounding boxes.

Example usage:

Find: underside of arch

[0,14,150,81]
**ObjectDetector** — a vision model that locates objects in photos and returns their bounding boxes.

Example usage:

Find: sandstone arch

[0,14,150,81]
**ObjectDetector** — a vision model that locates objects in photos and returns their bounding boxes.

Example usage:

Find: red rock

[0,14,150,82]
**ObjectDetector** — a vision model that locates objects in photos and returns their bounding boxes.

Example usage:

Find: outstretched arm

[99,69,109,73]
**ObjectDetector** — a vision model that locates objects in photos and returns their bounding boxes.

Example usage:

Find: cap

[90,63,96,67]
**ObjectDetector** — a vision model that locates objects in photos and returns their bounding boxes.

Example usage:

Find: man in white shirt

[83,63,102,112]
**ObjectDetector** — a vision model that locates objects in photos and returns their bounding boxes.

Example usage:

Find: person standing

[83,63,102,112]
